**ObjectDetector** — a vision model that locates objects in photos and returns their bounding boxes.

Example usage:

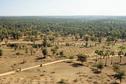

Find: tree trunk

[119,56,122,63]
[120,79,122,84]
[96,55,98,62]
[105,56,107,66]
[111,55,113,65]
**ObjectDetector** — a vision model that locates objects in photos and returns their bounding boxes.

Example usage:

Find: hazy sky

[0,0,126,16]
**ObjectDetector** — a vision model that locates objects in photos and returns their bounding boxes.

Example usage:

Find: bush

[15,52,22,55]
[69,56,74,59]
[113,70,125,83]
[92,62,104,74]
[77,54,87,63]
[51,48,57,55]
[66,43,70,46]
[57,79,67,84]
[112,64,120,72]
[59,51,64,57]
[32,44,38,48]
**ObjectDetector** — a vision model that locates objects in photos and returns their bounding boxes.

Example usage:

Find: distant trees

[0,17,126,42]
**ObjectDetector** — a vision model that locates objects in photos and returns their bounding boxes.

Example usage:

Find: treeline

[0,16,126,41]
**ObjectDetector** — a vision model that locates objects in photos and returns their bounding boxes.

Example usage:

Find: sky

[0,0,126,16]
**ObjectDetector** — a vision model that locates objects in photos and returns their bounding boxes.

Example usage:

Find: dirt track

[0,59,71,77]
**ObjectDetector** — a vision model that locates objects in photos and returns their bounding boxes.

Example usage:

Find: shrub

[16,52,21,55]
[113,70,125,83]
[32,44,38,48]
[112,64,120,72]
[51,48,57,55]
[59,51,64,57]
[92,62,104,74]
[57,79,67,84]
[69,56,74,59]
[77,54,87,64]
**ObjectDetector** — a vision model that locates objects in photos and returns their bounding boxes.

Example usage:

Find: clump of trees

[1,17,126,43]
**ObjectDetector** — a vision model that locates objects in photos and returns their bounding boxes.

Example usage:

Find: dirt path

[0,54,120,77]
[0,59,71,77]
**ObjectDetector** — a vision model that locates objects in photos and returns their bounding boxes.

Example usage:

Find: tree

[42,48,48,58]
[25,47,28,54]
[30,48,33,55]
[118,46,125,63]
[118,51,123,63]
[113,70,125,84]
[77,54,87,64]
[95,50,104,62]
[84,35,89,47]
[99,50,104,60]
[104,50,110,66]
[110,51,115,65]
[43,35,48,47]
[59,51,64,57]
[95,50,99,62]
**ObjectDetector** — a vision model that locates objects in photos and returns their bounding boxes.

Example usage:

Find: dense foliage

[0,16,126,41]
